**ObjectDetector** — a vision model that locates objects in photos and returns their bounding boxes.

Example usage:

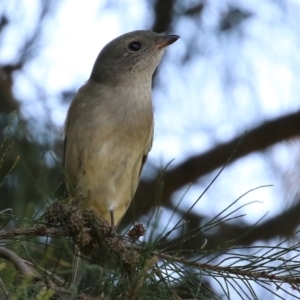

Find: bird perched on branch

[64,30,179,231]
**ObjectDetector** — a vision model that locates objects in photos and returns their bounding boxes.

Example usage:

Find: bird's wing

[139,153,148,177]
[138,124,153,177]
[63,133,67,169]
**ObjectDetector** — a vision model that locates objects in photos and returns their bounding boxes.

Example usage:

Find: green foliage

[0,187,300,299]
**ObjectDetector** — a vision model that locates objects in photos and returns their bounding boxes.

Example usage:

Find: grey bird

[64,30,179,229]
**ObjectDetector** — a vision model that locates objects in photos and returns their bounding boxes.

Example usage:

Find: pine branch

[1,201,300,299]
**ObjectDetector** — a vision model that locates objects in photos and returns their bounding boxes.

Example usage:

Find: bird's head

[90,30,179,84]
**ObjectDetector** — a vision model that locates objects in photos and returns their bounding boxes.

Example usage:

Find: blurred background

[0,0,299,298]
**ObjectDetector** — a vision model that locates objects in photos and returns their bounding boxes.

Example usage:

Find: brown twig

[0,247,36,277]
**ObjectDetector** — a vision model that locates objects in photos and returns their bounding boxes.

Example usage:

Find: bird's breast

[98,80,154,137]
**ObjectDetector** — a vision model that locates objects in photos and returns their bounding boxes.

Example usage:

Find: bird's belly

[77,138,143,223]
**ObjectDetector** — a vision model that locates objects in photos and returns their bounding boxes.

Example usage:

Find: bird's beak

[155,34,180,50]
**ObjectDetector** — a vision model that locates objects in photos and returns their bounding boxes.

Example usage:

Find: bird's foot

[110,225,116,237]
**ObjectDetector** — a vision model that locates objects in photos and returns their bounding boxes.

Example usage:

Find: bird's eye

[128,41,141,52]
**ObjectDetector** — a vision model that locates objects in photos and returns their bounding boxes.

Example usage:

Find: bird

[64,30,179,231]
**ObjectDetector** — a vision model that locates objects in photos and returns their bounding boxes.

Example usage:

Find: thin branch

[0,247,36,277]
